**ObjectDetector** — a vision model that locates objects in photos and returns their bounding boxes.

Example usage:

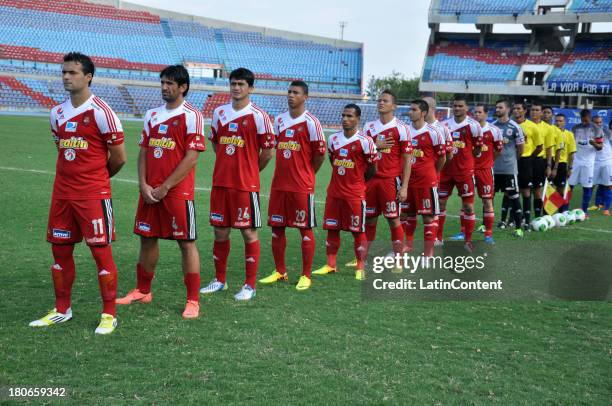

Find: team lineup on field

[29,52,612,335]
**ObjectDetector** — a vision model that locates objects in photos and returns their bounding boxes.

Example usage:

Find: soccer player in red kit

[438,95,483,251]
[200,68,275,301]
[313,104,378,281]
[471,104,503,244]
[402,99,446,257]
[362,90,412,262]
[259,81,326,291]
[116,65,206,318]
[30,52,126,334]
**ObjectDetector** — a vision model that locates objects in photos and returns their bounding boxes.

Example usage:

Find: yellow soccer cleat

[259,270,288,284]
[29,308,72,327]
[355,269,366,280]
[312,264,337,275]
[344,258,358,267]
[391,266,403,274]
[95,313,117,335]
[296,275,312,291]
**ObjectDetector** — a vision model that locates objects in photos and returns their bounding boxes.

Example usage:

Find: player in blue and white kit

[592,115,612,215]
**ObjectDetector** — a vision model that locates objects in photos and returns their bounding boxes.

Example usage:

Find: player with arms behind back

[259,81,326,291]
[313,104,378,281]
[116,65,206,318]
[30,52,127,334]
[200,68,275,301]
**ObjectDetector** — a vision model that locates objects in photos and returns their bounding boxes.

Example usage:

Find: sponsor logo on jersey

[503,137,510,144]
[52,229,71,239]
[333,158,355,169]
[137,222,151,232]
[283,149,292,159]
[87,236,106,244]
[210,213,224,222]
[285,129,295,138]
[229,122,238,132]
[411,139,418,146]
[365,207,376,214]
[452,131,461,139]
[506,129,513,136]
[271,215,283,222]
[325,219,338,226]
[173,231,184,237]
[65,122,78,132]
[225,144,236,155]
[59,137,89,149]
[412,149,424,158]
[158,124,168,134]
[64,149,76,161]
[83,116,90,125]
[277,141,301,151]
[481,145,489,152]
[57,108,63,115]
[220,135,245,147]
[153,147,163,159]
[148,137,176,150]
[339,148,348,157]
[452,141,466,149]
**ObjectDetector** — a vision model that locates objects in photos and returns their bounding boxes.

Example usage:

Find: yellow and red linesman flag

[543,179,565,215]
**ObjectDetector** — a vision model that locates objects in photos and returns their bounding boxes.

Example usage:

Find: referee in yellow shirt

[531,102,556,218]
[553,113,576,212]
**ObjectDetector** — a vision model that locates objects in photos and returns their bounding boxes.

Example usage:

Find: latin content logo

[220,136,245,147]
[59,137,89,149]
[277,141,301,151]
[148,137,176,149]
[333,159,355,168]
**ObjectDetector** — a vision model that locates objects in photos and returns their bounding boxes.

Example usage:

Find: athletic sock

[244,240,260,289]
[605,188,612,211]
[365,223,377,257]
[595,185,605,207]
[522,195,532,224]
[510,195,523,228]
[271,227,287,275]
[136,263,154,294]
[402,216,417,252]
[353,232,367,269]
[89,245,118,317]
[582,187,593,213]
[501,195,510,222]
[463,213,476,242]
[459,209,465,234]
[390,224,404,255]
[423,221,437,257]
[483,210,495,237]
[300,228,315,278]
[51,244,76,314]
[184,272,200,302]
[534,198,543,218]
[213,240,230,284]
[437,211,446,241]
[326,230,340,268]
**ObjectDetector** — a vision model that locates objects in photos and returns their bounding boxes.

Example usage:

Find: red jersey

[139,102,205,200]
[327,130,378,200]
[270,110,326,193]
[442,116,483,176]
[50,95,124,200]
[474,122,504,170]
[209,102,274,192]
[430,120,453,154]
[363,117,412,179]
[407,123,446,188]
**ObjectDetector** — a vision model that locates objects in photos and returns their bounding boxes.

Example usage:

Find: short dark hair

[555,113,566,119]
[542,106,553,112]
[411,99,429,114]
[160,65,190,97]
[289,80,309,95]
[380,89,397,104]
[475,103,488,113]
[513,101,527,109]
[344,103,361,117]
[230,67,255,87]
[531,101,544,109]
[453,94,467,103]
[580,109,591,117]
[63,52,95,86]
[496,99,511,109]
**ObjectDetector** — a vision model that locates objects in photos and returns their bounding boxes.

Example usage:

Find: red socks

[271,227,287,275]
[423,221,438,257]
[390,224,404,255]
[402,216,417,251]
[89,245,118,316]
[326,230,340,268]
[483,210,495,237]
[300,228,315,278]
[244,240,260,288]
[353,232,367,269]
[51,244,76,314]
[213,240,230,283]
[184,272,200,302]
[437,211,446,241]
[136,263,154,294]
[463,213,476,242]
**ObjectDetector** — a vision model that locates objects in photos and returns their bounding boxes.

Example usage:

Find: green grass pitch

[0,114,610,404]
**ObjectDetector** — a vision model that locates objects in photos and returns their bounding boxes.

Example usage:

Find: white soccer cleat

[200,278,227,294]
[29,308,72,327]
[95,313,117,335]
[234,284,256,301]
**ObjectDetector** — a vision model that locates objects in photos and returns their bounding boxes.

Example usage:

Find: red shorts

[402,187,439,216]
[438,172,475,203]
[210,186,261,228]
[323,196,365,232]
[365,177,400,218]
[134,196,197,240]
[47,198,115,246]
[268,190,316,229]
[474,168,494,199]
